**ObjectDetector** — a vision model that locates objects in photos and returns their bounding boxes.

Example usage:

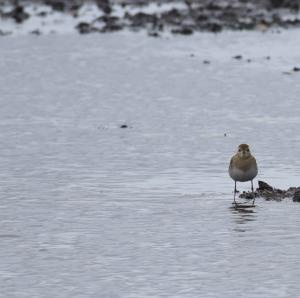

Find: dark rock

[237,18,256,30]
[203,60,210,64]
[37,11,48,17]
[96,0,112,15]
[293,189,300,202]
[207,22,223,33]
[166,8,182,19]
[76,22,95,34]
[196,13,209,22]
[240,180,300,202]
[126,12,158,27]
[206,2,223,11]
[222,10,238,23]
[71,4,82,11]
[233,55,243,60]
[8,5,30,23]
[148,32,160,37]
[98,15,123,32]
[285,1,300,11]
[31,29,41,35]
[77,15,123,34]
[171,26,193,35]
[101,23,123,32]
[258,180,274,191]
[270,0,285,8]
[184,0,193,10]
[293,67,300,72]
[285,19,300,26]
[98,15,119,23]
[161,9,183,25]
[243,192,256,200]
[45,1,66,12]
[120,124,128,128]
[99,15,120,25]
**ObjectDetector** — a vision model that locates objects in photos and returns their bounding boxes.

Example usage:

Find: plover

[229,144,258,204]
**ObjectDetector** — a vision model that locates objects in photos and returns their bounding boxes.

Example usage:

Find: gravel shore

[1,0,300,35]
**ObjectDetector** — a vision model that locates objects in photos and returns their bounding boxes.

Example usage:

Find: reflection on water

[230,203,256,232]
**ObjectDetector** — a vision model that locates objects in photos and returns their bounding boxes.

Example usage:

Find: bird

[228,144,258,205]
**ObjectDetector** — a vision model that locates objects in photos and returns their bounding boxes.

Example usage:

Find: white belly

[229,166,258,182]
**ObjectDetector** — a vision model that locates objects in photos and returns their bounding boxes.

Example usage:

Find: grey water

[1,31,300,297]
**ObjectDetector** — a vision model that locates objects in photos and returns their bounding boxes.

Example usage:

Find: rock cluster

[1,0,300,35]
[240,180,300,202]
[75,0,300,35]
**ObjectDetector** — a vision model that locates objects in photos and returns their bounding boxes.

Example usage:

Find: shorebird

[229,144,258,205]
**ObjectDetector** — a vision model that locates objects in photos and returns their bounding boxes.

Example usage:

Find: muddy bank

[240,180,300,202]
[1,0,300,35]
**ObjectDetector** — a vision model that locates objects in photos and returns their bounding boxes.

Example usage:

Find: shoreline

[1,0,300,36]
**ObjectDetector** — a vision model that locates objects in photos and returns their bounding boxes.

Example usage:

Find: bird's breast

[229,165,258,182]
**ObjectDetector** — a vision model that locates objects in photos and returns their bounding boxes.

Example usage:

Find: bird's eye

[238,149,241,152]
[246,149,249,152]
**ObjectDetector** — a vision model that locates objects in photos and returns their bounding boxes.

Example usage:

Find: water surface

[1,31,300,297]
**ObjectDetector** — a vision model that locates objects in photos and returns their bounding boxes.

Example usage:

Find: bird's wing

[229,156,235,170]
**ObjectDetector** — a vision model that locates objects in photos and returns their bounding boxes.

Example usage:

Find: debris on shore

[1,0,300,36]
[240,180,300,202]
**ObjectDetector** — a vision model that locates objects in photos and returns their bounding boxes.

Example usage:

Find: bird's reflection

[230,202,256,232]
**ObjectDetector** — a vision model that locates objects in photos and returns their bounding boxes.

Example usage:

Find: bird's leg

[233,181,237,204]
[251,180,255,205]
[234,181,238,193]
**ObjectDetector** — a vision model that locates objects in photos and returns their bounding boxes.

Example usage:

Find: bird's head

[237,144,251,159]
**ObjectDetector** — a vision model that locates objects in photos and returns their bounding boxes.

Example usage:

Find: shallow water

[1,31,300,297]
